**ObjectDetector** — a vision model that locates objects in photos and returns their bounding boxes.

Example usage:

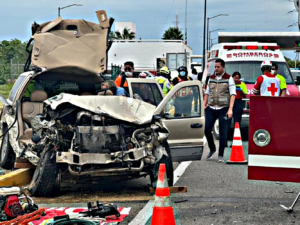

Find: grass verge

[0,83,14,110]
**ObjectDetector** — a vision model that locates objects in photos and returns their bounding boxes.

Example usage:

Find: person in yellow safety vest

[172,66,194,117]
[272,63,287,97]
[155,66,173,96]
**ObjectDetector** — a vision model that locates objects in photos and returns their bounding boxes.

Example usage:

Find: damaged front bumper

[56,144,168,176]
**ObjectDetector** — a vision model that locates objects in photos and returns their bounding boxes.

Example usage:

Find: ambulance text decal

[227,53,279,58]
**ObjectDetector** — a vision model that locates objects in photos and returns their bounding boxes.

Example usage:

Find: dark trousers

[205,107,229,157]
[232,99,244,125]
[227,100,244,141]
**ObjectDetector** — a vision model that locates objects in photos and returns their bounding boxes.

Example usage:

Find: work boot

[206,150,216,160]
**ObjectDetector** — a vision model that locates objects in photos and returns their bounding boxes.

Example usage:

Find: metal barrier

[111,64,122,80]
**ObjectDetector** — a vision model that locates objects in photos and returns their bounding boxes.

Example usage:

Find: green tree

[0,39,28,83]
[285,56,300,69]
[109,31,116,40]
[162,27,183,40]
[114,28,136,40]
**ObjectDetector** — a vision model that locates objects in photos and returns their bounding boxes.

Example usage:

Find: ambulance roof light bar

[223,45,280,50]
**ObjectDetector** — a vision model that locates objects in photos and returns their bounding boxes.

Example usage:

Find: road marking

[129,137,207,225]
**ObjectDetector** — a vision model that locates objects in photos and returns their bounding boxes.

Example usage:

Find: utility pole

[185,0,187,44]
[206,18,210,51]
[295,0,300,30]
[175,0,179,28]
[202,0,207,72]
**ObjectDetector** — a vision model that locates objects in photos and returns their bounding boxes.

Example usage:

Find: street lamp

[58,4,83,17]
[206,14,228,51]
[202,0,207,72]
[209,29,225,49]
[210,37,218,47]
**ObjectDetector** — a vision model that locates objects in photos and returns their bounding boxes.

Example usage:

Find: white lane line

[129,138,207,225]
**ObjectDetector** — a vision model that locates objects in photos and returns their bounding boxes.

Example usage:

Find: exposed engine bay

[22,94,169,176]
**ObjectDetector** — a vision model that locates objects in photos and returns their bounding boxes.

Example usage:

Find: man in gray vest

[203,58,236,162]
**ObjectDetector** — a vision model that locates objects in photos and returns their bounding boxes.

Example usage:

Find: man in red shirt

[252,61,281,97]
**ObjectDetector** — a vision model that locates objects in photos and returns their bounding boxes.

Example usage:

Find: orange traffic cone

[151,163,176,225]
[227,122,248,164]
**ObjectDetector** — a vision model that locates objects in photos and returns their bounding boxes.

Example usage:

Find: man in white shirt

[203,59,236,162]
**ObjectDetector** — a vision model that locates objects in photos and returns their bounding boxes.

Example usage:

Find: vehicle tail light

[246,46,258,50]
[215,50,219,57]
[263,45,280,50]
[223,45,242,49]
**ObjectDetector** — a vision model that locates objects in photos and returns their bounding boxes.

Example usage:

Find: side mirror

[153,112,169,121]
[0,95,10,108]
[297,76,300,82]
[0,95,13,115]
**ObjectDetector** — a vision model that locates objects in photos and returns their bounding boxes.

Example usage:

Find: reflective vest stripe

[176,77,193,97]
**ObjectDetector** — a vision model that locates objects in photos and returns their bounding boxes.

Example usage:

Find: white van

[202,42,299,139]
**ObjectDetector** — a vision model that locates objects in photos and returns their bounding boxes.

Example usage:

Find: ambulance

[202,42,300,138]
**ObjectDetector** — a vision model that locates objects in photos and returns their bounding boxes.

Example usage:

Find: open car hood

[44,93,156,125]
[31,10,112,75]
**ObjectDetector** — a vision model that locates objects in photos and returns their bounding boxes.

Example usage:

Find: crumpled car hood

[44,93,156,125]
[31,10,112,75]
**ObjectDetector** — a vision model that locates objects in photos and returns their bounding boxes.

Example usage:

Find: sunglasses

[124,67,132,72]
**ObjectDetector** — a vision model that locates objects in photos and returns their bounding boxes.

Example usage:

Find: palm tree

[109,31,116,40]
[162,27,183,40]
[114,28,136,40]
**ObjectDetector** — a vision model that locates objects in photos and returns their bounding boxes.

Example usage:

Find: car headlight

[253,129,271,147]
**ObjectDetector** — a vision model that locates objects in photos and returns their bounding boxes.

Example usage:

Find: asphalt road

[33,129,300,225]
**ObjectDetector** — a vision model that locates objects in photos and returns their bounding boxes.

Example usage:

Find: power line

[188,7,201,52]
[157,0,175,39]
[244,13,289,31]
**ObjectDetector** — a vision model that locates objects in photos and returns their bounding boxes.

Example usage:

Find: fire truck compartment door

[248,96,300,183]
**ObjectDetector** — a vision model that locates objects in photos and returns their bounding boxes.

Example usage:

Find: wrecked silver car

[27,93,172,196]
[0,10,205,197]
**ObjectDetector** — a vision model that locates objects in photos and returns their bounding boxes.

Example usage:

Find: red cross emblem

[267,83,278,96]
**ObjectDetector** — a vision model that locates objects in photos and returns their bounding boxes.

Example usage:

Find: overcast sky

[0,0,298,59]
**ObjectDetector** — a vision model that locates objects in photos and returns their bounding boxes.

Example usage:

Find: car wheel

[150,143,174,188]
[0,127,15,169]
[28,150,58,197]
[213,120,220,140]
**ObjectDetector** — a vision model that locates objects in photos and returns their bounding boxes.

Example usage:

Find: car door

[154,80,205,162]
[0,73,32,143]
[127,79,205,162]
